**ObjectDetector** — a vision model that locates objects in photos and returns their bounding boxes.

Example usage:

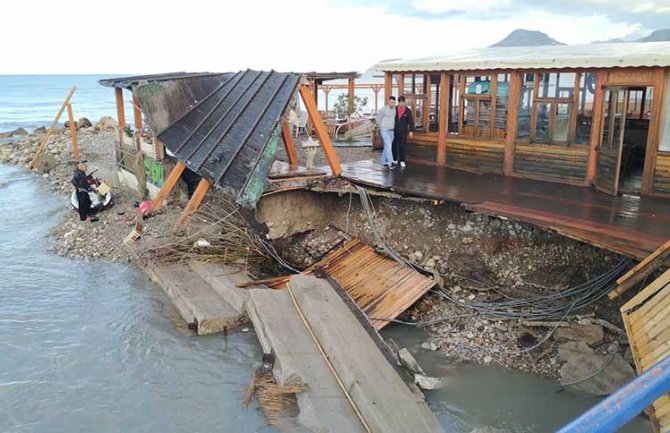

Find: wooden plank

[281,119,299,166]
[132,92,142,152]
[29,86,76,169]
[621,268,670,313]
[154,137,165,161]
[148,161,186,214]
[587,71,606,185]
[299,85,342,176]
[175,178,210,231]
[66,103,79,161]
[246,288,367,433]
[348,78,355,116]
[384,72,392,101]
[147,263,242,335]
[288,275,445,433]
[610,239,670,299]
[437,72,449,166]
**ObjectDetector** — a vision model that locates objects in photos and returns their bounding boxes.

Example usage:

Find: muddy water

[0,164,652,433]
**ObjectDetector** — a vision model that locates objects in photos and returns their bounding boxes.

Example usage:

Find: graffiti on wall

[143,157,164,187]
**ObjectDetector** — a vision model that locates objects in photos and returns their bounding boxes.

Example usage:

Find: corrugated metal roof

[376,41,670,72]
[98,72,225,89]
[158,69,301,201]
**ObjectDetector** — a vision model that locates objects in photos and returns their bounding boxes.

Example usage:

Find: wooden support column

[641,69,667,195]
[132,92,142,151]
[586,71,606,185]
[115,88,126,145]
[154,137,165,161]
[175,178,211,231]
[148,161,186,214]
[299,85,342,176]
[372,85,382,113]
[66,103,79,160]
[437,72,449,166]
[423,74,431,131]
[504,71,521,175]
[281,120,299,166]
[384,72,392,101]
[399,73,405,96]
[348,78,355,116]
[29,86,76,169]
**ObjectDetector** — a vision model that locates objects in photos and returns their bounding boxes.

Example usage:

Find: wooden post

[29,86,76,169]
[504,71,521,176]
[384,72,392,101]
[299,85,342,176]
[66,103,79,161]
[281,120,299,166]
[175,178,211,231]
[348,78,355,116]
[372,85,382,113]
[148,161,186,214]
[115,87,126,146]
[423,74,431,132]
[586,71,606,185]
[132,93,143,151]
[154,137,165,161]
[437,72,449,166]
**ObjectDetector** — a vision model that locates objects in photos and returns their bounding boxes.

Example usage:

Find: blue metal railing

[556,354,670,433]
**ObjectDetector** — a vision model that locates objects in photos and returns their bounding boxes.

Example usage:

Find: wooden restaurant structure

[376,42,670,197]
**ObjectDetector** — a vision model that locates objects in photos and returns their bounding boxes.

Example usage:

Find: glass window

[448,74,460,134]
[576,72,596,145]
[517,74,534,140]
[495,74,510,140]
[465,76,491,95]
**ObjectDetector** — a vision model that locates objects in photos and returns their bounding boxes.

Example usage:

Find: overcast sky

[2,0,669,74]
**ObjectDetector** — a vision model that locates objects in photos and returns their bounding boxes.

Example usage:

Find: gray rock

[420,341,438,351]
[560,353,635,395]
[554,324,604,347]
[33,126,47,134]
[558,341,594,362]
[414,374,446,390]
[398,348,424,375]
[77,117,92,129]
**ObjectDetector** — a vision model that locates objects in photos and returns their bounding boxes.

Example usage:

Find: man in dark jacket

[393,95,415,167]
[71,162,98,222]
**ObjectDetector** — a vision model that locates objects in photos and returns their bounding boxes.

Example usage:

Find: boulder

[414,374,446,390]
[77,117,92,129]
[398,348,425,375]
[33,126,47,134]
[0,131,12,139]
[421,341,438,351]
[558,341,594,362]
[32,153,58,173]
[95,116,117,130]
[64,120,77,129]
[554,324,604,347]
[560,353,635,395]
[13,127,28,136]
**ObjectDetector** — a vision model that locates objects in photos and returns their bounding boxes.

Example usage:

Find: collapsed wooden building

[376,41,670,198]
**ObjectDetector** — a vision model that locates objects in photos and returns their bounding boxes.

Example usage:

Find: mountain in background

[637,29,670,42]
[490,29,564,47]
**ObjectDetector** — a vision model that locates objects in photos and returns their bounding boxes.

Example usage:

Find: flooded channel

[0,164,651,433]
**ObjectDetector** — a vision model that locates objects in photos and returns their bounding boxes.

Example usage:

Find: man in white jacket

[376,96,397,169]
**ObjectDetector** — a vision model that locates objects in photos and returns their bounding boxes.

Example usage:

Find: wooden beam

[529,73,540,141]
[299,85,342,176]
[504,71,521,175]
[149,161,186,215]
[610,238,670,300]
[348,78,355,116]
[398,73,405,96]
[437,72,449,166]
[457,75,465,135]
[423,74,431,132]
[384,72,392,101]
[175,178,211,231]
[29,86,76,169]
[132,93,143,151]
[489,74,497,140]
[115,87,126,129]
[281,120,299,166]
[66,103,79,161]
[568,72,581,145]
[587,72,606,185]
[154,137,165,161]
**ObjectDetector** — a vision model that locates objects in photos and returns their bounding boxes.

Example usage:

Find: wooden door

[595,88,629,195]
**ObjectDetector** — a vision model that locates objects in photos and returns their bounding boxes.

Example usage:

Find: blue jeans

[380,129,394,166]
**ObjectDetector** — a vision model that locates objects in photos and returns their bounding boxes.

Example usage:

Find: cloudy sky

[1,0,668,74]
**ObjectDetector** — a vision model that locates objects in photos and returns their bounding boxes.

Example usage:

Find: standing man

[393,96,414,168]
[71,162,98,223]
[376,96,397,169]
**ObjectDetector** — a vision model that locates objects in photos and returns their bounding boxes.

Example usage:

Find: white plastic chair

[294,110,308,137]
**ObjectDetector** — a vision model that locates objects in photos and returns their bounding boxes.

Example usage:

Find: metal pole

[555,354,670,433]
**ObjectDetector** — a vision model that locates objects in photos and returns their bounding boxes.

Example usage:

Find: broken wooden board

[609,238,670,300]
[287,275,444,433]
[263,238,435,329]
[146,262,246,335]
[246,287,367,433]
[621,267,670,432]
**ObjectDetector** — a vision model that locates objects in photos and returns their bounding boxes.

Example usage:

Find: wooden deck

[339,159,670,259]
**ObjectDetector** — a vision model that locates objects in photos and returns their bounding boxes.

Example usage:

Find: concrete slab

[247,288,366,433]
[289,275,445,433]
[148,263,241,335]
[188,261,251,314]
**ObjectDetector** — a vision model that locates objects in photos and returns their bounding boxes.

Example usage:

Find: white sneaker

[400,161,406,168]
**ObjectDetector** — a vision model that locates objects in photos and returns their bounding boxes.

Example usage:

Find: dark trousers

[392,134,407,162]
[76,190,92,221]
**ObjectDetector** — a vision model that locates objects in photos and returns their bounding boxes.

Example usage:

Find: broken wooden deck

[337,159,670,259]
[247,275,444,433]
[145,260,256,335]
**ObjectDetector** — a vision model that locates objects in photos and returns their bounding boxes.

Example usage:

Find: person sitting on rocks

[71,162,98,223]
